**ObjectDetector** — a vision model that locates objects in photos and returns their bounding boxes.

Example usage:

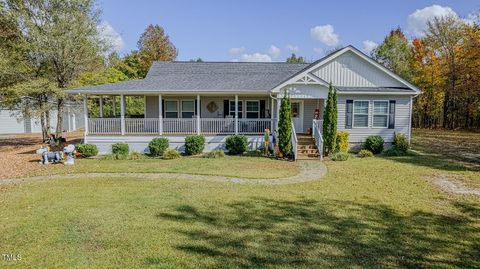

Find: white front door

[291,101,303,133]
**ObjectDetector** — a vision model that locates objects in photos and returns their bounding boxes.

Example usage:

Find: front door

[291,101,303,133]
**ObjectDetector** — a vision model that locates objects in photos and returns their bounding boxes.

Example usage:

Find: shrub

[184,135,205,155]
[331,152,350,161]
[204,150,225,158]
[102,153,127,160]
[358,149,374,158]
[335,131,349,153]
[148,137,169,157]
[393,133,409,152]
[75,143,98,158]
[163,149,181,160]
[225,135,248,155]
[364,135,384,154]
[112,143,129,156]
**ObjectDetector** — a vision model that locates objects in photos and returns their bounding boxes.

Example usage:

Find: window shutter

[223,100,229,118]
[388,100,396,129]
[260,100,266,118]
[345,100,353,129]
[194,99,198,116]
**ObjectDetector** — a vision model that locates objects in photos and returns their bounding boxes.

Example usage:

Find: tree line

[0,0,177,140]
[372,15,480,129]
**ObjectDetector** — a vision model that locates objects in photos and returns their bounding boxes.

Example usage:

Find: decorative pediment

[295,74,319,84]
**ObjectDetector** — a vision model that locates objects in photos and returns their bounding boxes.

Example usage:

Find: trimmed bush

[204,150,225,158]
[364,135,384,154]
[163,149,181,160]
[358,149,374,158]
[225,135,248,155]
[75,143,98,158]
[184,135,205,155]
[331,152,350,161]
[393,133,409,152]
[148,137,169,157]
[335,131,349,153]
[112,143,129,156]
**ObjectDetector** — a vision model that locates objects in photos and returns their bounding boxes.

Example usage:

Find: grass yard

[30,156,301,179]
[1,130,479,268]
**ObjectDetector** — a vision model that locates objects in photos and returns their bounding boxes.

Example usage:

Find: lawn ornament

[36,145,63,165]
[63,144,76,165]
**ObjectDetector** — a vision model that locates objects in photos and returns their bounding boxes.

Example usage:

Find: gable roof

[67,62,308,94]
[271,45,421,94]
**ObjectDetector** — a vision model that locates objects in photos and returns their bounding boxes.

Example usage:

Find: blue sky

[98,0,479,62]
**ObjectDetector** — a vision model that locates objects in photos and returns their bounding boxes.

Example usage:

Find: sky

[98,0,479,62]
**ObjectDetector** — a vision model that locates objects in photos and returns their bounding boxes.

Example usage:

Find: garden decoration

[63,144,77,165]
[264,128,270,156]
[36,144,77,165]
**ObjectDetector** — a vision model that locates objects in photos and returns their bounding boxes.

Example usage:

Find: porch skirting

[86,135,268,155]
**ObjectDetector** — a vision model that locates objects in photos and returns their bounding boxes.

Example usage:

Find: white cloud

[313,47,324,54]
[268,45,281,59]
[310,25,339,46]
[97,21,125,52]
[407,5,458,37]
[240,53,272,62]
[362,40,378,54]
[228,47,245,55]
[287,44,299,53]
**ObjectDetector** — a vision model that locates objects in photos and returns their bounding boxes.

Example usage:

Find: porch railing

[312,119,324,160]
[87,118,274,135]
[291,121,298,161]
[201,118,235,134]
[125,118,159,134]
[163,118,196,134]
[88,118,121,134]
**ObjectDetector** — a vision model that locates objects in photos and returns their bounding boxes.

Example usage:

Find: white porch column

[196,94,201,135]
[120,94,125,135]
[67,107,71,132]
[234,94,239,134]
[276,97,281,130]
[83,95,88,143]
[72,112,76,131]
[99,95,103,118]
[112,96,116,116]
[270,96,274,131]
[158,94,163,135]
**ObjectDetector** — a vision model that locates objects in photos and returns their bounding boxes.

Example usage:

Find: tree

[5,0,105,136]
[189,58,203,62]
[137,24,177,78]
[278,89,292,156]
[372,27,414,82]
[322,83,337,155]
[286,53,306,63]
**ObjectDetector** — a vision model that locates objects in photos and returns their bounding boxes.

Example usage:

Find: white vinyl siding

[338,95,411,143]
[373,101,389,128]
[353,101,369,128]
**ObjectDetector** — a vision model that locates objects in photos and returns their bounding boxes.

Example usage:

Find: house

[66,46,420,158]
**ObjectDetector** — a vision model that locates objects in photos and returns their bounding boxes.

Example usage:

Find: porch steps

[296,134,320,160]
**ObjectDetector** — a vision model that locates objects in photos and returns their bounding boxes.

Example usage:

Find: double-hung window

[373,101,389,128]
[246,101,259,119]
[181,100,195,118]
[165,100,178,118]
[229,100,243,118]
[353,101,369,128]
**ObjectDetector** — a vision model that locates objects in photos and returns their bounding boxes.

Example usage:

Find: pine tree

[278,89,292,156]
[322,83,338,155]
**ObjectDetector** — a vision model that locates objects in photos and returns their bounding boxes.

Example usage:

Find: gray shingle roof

[67,62,309,94]
[336,87,414,93]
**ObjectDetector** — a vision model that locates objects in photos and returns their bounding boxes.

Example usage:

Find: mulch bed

[0,133,82,180]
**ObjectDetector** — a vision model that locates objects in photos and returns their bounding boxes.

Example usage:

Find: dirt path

[1,160,327,186]
[425,174,480,196]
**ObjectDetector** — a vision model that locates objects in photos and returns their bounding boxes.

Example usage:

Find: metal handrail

[291,121,298,161]
[312,119,324,160]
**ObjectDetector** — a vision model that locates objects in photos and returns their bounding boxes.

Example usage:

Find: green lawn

[32,156,301,179]
[1,132,479,268]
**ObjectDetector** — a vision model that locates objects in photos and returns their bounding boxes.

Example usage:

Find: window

[291,102,300,118]
[373,101,389,128]
[246,101,259,119]
[229,100,243,118]
[353,101,369,127]
[165,100,178,118]
[182,100,195,118]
